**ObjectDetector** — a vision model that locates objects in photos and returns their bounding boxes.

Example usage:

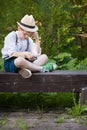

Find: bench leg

[75,92,80,104]
[81,87,87,105]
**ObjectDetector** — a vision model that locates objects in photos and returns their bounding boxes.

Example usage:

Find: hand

[25,52,35,61]
[34,32,41,45]
[34,32,39,40]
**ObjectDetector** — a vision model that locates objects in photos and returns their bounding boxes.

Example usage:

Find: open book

[5,56,37,62]
[4,56,17,60]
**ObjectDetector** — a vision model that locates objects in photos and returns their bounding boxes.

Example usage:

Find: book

[4,56,17,60]
[4,56,37,62]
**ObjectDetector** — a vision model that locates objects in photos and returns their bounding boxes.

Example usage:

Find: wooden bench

[0,70,87,105]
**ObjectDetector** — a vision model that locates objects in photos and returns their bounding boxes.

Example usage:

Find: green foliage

[0,0,87,110]
[50,52,87,71]
[52,52,78,70]
[0,92,73,109]
[0,58,4,70]
[57,117,65,123]
[0,0,87,57]
[0,116,8,127]
[14,113,30,130]
[76,58,87,70]
[67,93,87,117]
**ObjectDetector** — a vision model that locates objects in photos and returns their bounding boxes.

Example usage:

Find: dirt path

[0,110,87,130]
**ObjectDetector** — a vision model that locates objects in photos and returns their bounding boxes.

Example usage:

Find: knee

[42,54,48,61]
[14,57,25,67]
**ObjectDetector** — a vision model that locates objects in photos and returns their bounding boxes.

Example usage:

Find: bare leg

[14,57,42,72]
[33,54,48,66]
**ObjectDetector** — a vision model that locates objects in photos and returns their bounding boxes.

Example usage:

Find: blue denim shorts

[4,57,19,72]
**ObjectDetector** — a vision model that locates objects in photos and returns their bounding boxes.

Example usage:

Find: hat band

[20,22,35,29]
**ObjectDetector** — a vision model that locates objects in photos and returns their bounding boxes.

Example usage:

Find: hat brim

[17,22,38,32]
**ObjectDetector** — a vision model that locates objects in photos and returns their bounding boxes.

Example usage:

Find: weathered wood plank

[81,87,87,105]
[0,70,87,92]
[1,70,87,104]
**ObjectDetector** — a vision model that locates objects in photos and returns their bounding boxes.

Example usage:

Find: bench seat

[0,70,87,104]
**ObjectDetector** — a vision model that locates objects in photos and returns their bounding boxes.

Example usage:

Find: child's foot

[42,63,58,72]
[19,69,32,78]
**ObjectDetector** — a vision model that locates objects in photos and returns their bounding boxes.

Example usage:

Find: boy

[1,14,58,78]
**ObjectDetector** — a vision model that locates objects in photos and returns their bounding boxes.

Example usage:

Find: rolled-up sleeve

[1,32,17,58]
[5,37,17,56]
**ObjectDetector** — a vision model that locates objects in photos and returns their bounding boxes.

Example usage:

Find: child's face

[18,26,35,40]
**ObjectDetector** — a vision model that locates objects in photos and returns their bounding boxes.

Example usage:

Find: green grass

[66,93,87,117]
[13,113,30,130]
[0,116,8,127]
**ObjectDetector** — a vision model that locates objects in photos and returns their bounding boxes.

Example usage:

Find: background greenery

[0,0,87,110]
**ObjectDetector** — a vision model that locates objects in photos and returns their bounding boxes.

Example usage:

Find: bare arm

[11,51,35,61]
[31,32,41,53]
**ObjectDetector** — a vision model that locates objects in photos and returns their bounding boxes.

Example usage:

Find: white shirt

[1,31,41,59]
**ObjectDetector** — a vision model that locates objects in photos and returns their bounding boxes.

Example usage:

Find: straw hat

[17,14,38,32]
